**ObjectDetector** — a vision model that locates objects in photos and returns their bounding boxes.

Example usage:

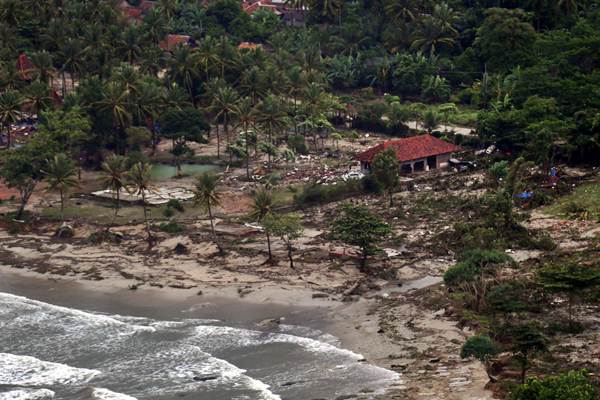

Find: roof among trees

[357,135,462,163]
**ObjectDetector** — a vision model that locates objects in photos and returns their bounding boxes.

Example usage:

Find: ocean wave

[193,325,363,359]
[0,389,55,400]
[0,293,154,333]
[0,353,101,386]
[91,388,137,400]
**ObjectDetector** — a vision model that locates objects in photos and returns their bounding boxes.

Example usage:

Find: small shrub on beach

[460,335,500,361]
[157,221,185,234]
[163,207,175,218]
[166,199,185,212]
[510,370,596,400]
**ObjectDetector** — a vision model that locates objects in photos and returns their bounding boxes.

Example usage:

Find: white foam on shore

[91,388,137,400]
[0,389,55,400]
[194,325,362,359]
[0,353,101,386]
[153,345,281,400]
[0,293,154,333]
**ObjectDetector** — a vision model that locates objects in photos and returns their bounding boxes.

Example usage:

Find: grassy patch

[544,180,600,220]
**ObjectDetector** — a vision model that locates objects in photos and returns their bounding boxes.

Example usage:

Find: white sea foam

[0,389,55,400]
[194,325,363,359]
[91,388,137,400]
[0,293,155,333]
[0,353,101,386]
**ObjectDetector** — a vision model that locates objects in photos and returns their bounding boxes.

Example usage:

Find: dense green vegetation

[1,2,599,396]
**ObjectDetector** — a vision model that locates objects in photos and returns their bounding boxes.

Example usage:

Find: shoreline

[0,266,380,361]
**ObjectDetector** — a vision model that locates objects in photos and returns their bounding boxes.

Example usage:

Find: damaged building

[357,134,462,173]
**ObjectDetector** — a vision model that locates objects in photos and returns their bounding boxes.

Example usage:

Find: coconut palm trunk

[287,243,294,269]
[266,231,272,261]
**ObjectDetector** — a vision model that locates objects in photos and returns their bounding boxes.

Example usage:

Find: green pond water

[150,163,218,180]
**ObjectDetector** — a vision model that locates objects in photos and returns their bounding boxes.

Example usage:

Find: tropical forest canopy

[0,0,599,164]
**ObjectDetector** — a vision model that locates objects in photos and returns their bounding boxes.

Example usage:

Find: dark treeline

[0,0,599,166]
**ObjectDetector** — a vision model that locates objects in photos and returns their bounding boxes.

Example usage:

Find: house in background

[242,0,306,26]
[159,34,195,52]
[117,0,157,23]
[357,135,462,174]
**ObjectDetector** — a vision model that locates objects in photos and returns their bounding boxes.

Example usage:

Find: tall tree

[0,90,23,148]
[538,262,600,330]
[210,85,239,162]
[263,213,304,269]
[372,148,399,207]
[127,162,154,239]
[43,153,78,223]
[193,172,222,250]
[233,97,257,179]
[331,203,391,272]
[249,188,275,262]
[99,154,128,220]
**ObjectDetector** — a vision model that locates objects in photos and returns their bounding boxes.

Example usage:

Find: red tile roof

[158,34,191,51]
[17,52,35,81]
[238,41,261,50]
[356,135,462,164]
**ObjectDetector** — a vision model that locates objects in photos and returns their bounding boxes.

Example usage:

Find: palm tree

[167,45,198,104]
[0,90,23,148]
[432,3,459,36]
[249,188,275,262]
[193,172,222,249]
[310,0,343,25]
[43,153,78,223]
[233,97,257,179]
[134,79,164,152]
[411,16,456,57]
[384,0,416,22]
[557,0,578,15]
[210,85,239,162]
[30,50,55,84]
[127,162,153,239]
[25,81,53,117]
[118,25,143,65]
[158,0,179,21]
[59,38,83,94]
[94,81,132,153]
[240,67,268,106]
[99,154,128,220]
[256,94,288,167]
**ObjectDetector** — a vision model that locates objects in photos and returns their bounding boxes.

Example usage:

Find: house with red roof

[17,52,35,81]
[356,135,462,173]
[158,34,193,52]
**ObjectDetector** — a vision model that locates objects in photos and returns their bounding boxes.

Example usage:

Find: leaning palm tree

[127,162,153,239]
[43,153,78,223]
[0,90,23,148]
[193,172,222,250]
[99,154,128,220]
[249,188,275,262]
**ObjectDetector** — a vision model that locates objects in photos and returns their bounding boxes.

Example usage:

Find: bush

[163,207,175,218]
[460,335,500,361]
[486,282,536,314]
[288,134,309,155]
[157,221,185,234]
[166,199,185,212]
[362,174,383,195]
[510,370,597,400]
[294,180,362,207]
[126,151,150,168]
